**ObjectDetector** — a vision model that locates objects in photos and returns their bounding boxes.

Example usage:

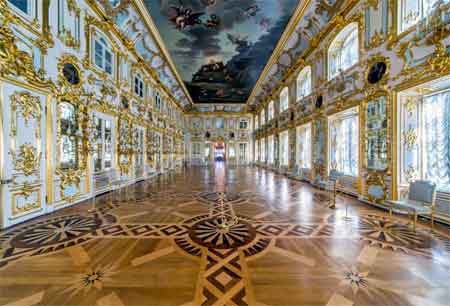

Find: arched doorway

[214,142,226,162]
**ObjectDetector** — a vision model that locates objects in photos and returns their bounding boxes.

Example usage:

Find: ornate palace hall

[1,0,450,305]
[0,166,449,306]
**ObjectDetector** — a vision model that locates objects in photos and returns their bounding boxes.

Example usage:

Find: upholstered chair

[386,180,437,231]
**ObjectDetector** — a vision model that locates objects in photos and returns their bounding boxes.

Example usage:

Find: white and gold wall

[251,0,450,222]
[0,0,187,228]
[185,107,253,166]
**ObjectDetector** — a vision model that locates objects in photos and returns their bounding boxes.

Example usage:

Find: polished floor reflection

[0,166,449,306]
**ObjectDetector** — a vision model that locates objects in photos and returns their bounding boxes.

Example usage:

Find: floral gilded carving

[13,144,40,176]
[10,92,41,125]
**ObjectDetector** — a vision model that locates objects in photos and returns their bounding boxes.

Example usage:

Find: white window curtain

[328,23,359,80]
[268,136,274,164]
[256,140,260,162]
[261,138,266,162]
[422,91,450,191]
[297,123,312,169]
[280,131,289,166]
[280,87,289,112]
[268,101,274,120]
[329,109,359,176]
[261,109,266,126]
[296,66,312,100]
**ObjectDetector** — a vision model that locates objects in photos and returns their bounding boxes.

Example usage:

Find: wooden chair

[386,180,437,231]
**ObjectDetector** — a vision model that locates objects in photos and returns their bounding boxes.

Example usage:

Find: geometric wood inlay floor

[0,166,449,306]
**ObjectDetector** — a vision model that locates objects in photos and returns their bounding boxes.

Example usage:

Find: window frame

[296,66,312,101]
[328,106,360,177]
[328,22,359,81]
[134,73,144,98]
[268,100,274,121]
[239,119,248,129]
[268,135,274,164]
[398,85,450,192]
[279,131,289,167]
[280,87,289,113]
[296,122,312,169]
[92,32,114,75]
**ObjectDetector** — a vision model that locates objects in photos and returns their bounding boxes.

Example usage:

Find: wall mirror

[365,95,388,171]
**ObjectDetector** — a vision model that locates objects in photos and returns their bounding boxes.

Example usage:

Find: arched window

[280,87,289,112]
[93,33,114,75]
[328,23,359,80]
[268,100,274,120]
[296,66,312,100]
[134,73,144,98]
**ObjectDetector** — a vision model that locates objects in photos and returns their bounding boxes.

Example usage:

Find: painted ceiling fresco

[144,0,299,103]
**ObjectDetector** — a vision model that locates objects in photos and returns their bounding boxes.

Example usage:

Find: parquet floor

[0,165,449,306]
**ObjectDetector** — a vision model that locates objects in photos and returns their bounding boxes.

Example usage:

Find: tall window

[228,145,235,158]
[280,131,289,166]
[280,87,289,112]
[422,91,450,190]
[216,118,225,129]
[268,100,274,120]
[94,35,113,75]
[328,23,359,80]
[256,140,260,162]
[255,115,259,130]
[93,116,113,172]
[134,73,144,98]
[260,109,266,126]
[296,123,312,169]
[239,143,247,162]
[399,85,450,192]
[192,142,201,156]
[261,138,266,162]
[155,92,161,110]
[296,66,312,100]
[328,107,359,176]
[59,102,78,170]
[399,0,443,32]
[228,119,235,129]
[268,135,274,164]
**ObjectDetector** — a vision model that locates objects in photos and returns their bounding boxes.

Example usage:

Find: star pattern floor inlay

[0,166,449,306]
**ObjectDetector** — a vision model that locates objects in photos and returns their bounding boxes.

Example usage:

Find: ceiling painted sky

[144,0,299,103]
